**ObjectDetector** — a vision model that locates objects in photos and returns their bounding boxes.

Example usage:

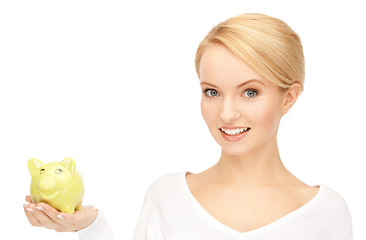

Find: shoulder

[316,184,352,222]
[319,184,351,210]
[144,171,186,200]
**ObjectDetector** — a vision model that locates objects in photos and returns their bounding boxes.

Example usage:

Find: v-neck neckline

[180,170,323,239]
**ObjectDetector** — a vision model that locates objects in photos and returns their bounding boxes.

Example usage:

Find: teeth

[220,127,250,136]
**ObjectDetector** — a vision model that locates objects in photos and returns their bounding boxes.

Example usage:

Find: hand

[23,195,98,232]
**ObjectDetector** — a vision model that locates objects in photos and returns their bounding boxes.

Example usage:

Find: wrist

[76,210,115,239]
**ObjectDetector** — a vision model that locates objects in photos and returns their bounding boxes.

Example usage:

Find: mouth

[219,127,251,136]
[40,191,60,199]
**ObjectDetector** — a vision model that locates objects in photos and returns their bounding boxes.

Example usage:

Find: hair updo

[195,13,305,93]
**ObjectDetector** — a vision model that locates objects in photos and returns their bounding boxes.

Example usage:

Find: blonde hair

[195,13,305,93]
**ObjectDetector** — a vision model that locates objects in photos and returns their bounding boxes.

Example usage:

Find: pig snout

[39,176,56,191]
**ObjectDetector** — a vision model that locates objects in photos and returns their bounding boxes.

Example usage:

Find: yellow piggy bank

[28,157,84,214]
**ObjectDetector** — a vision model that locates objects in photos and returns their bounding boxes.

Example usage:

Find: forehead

[199,43,267,87]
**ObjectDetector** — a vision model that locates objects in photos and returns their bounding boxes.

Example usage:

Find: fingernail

[26,208,34,213]
[36,206,44,211]
[23,201,30,207]
[57,214,64,220]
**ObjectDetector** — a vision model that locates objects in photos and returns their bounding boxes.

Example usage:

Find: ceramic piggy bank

[28,157,84,214]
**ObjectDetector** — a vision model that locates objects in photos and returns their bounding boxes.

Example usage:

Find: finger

[37,202,65,223]
[24,202,36,213]
[35,202,81,232]
[25,195,33,204]
[50,205,93,223]
[53,208,84,226]
[63,206,98,229]
[33,204,62,230]
[24,204,41,227]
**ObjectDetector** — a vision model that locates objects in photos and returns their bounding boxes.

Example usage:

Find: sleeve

[133,188,165,240]
[77,211,115,240]
[340,196,353,240]
[341,225,353,240]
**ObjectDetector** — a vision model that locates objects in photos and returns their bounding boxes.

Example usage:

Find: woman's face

[199,43,295,157]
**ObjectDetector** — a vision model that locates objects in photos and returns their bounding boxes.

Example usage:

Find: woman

[24,13,353,239]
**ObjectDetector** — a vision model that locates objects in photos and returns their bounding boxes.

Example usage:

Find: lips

[219,126,251,141]
[219,127,251,136]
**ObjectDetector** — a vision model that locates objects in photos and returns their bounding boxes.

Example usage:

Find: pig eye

[55,168,63,174]
[40,168,45,174]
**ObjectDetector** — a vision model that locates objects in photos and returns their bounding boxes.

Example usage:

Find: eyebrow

[200,79,265,88]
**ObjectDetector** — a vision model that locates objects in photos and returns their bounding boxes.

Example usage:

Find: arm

[341,226,353,240]
[133,188,164,240]
[77,211,115,240]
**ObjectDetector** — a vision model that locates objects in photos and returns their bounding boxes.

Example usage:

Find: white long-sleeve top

[78,171,353,240]
[77,211,115,240]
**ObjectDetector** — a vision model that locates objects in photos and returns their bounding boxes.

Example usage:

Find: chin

[221,146,252,157]
[216,139,252,156]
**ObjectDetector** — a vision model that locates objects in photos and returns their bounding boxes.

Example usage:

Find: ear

[281,83,301,116]
[60,157,76,174]
[28,158,45,176]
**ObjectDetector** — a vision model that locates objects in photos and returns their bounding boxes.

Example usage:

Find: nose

[219,97,240,123]
[39,176,55,191]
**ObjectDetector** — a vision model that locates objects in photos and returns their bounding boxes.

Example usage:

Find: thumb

[61,206,98,229]
[25,195,33,204]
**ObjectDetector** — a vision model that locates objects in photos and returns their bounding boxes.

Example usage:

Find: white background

[0,0,365,239]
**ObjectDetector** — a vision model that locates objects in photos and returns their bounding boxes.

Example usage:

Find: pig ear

[60,157,76,174]
[28,158,45,176]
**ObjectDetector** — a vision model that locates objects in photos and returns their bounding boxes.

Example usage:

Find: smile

[40,190,60,200]
[219,127,251,136]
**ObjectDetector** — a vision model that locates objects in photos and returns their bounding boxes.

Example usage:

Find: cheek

[201,99,217,126]
[247,99,282,130]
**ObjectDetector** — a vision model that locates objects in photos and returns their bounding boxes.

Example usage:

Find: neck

[212,137,294,189]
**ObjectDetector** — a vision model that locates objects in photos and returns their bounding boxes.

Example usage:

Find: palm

[24,195,98,232]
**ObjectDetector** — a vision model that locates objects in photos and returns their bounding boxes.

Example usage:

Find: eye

[203,89,219,97]
[55,168,63,174]
[243,88,258,98]
[40,168,45,174]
